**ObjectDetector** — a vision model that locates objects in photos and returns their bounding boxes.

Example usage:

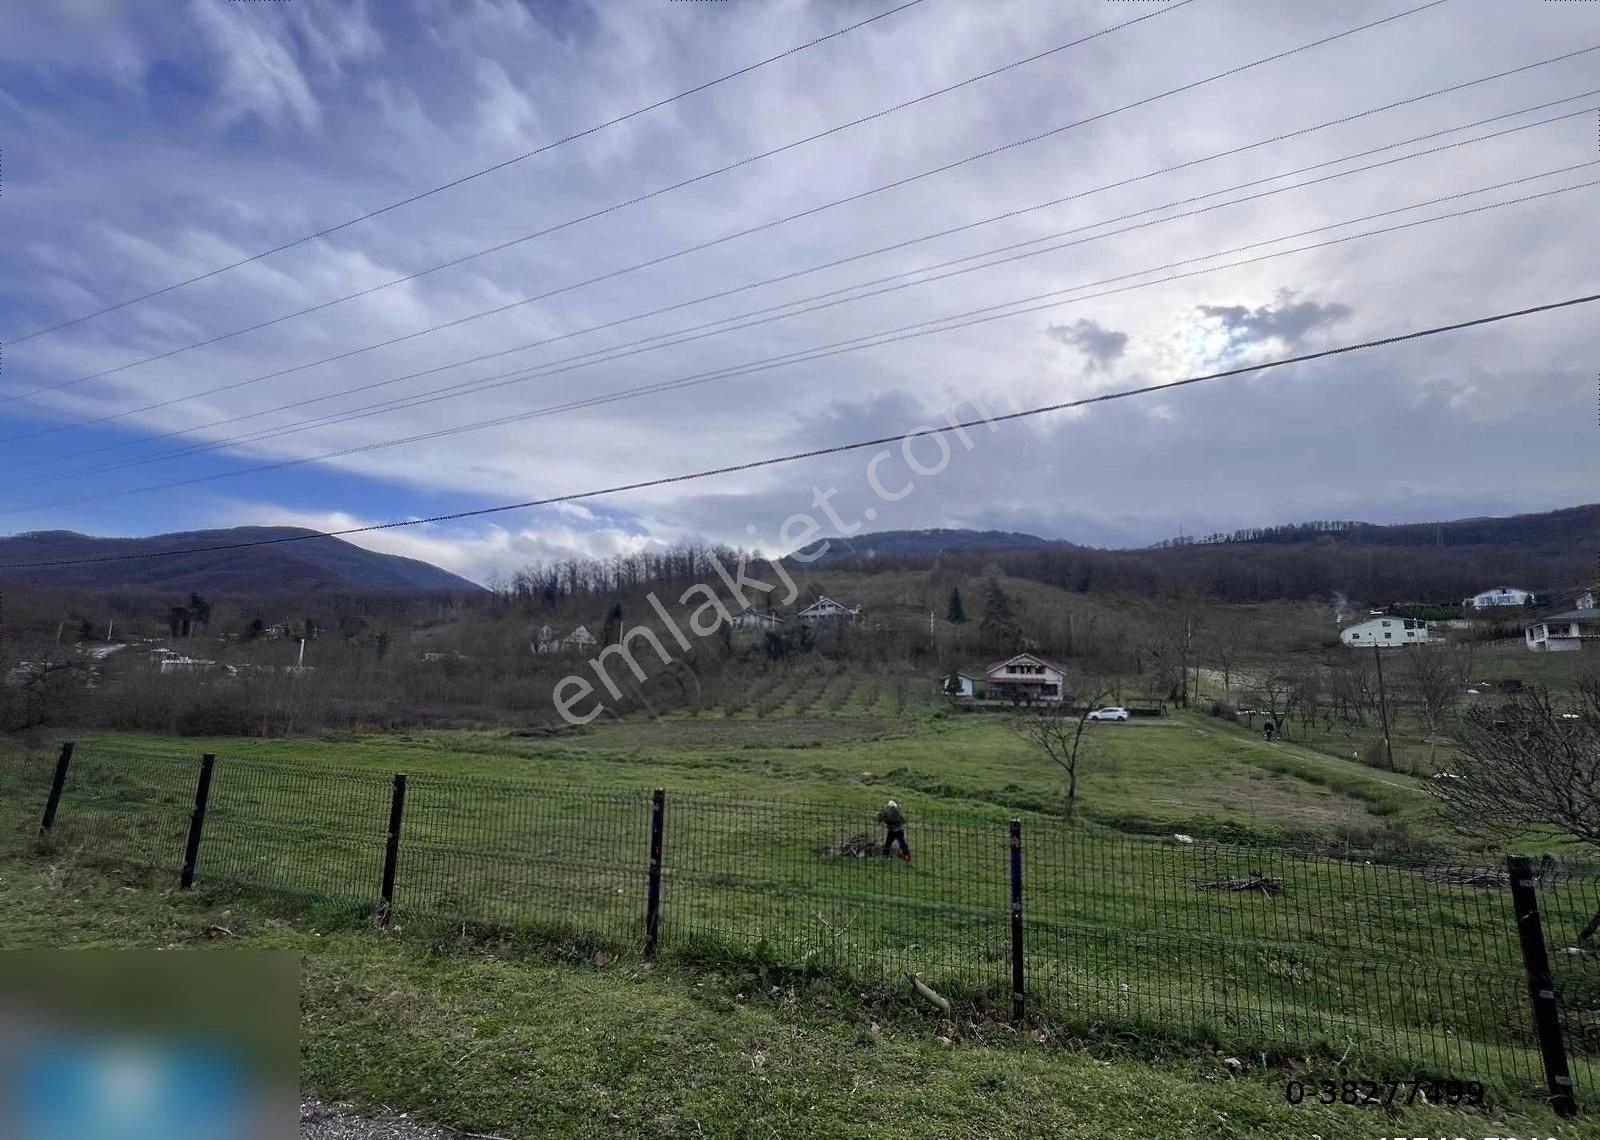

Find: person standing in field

[877,799,911,863]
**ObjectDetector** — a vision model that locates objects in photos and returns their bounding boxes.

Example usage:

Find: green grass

[0,850,1573,1140]
[8,718,1600,1112]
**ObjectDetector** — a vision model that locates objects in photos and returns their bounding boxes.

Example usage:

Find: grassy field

[0,850,1575,1140]
[7,710,1600,1113]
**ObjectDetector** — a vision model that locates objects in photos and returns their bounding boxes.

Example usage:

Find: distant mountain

[0,528,483,593]
[1149,504,1600,553]
[803,527,1059,562]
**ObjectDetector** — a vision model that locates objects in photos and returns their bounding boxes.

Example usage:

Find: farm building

[1463,586,1534,610]
[797,595,860,624]
[1340,616,1431,648]
[1524,608,1600,652]
[985,653,1065,703]
[941,671,978,699]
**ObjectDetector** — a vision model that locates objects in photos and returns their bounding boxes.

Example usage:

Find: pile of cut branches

[1196,872,1283,895]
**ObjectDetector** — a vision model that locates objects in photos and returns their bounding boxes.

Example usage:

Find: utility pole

[297,638,307,668]
[1372,643,1395,771]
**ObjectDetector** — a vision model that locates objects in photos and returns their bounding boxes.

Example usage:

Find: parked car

[1086,706,1129,722]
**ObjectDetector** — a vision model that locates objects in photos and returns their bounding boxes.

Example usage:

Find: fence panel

[9,740,1598,1111]
[202,756,390,905]
[398,776,649,948]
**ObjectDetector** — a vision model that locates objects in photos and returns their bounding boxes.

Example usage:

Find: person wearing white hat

[876,799,910,863]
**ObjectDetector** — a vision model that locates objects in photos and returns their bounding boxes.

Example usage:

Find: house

[532,624,561,654]
[1340,616,1431,648]
[1525,608,1600,652]
[1463,586,1534,610]
[984,653,1066,703]
[940,671,978,699]
[797,595,860,624]
[730,607,782,631]
[562,625,597,651]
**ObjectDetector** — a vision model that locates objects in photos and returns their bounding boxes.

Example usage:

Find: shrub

[1208,699,1237,721]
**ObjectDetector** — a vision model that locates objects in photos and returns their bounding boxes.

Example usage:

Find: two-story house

[984,653,1065,703]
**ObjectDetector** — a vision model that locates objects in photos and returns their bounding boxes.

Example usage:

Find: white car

[1086,706,1129,722]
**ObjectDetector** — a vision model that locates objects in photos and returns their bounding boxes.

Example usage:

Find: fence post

[1507,855,1577,1118]
[645,788,665,959]
[179,754,216,889]
[39,741,75,834]
[377,774,407,928]
[1010,817,1024,1023]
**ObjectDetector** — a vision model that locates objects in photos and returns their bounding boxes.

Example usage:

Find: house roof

[1539,608,1600,623]
[985,652,1068,675]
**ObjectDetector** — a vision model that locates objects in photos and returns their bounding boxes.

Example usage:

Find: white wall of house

[1464,586,1533,609]
[1340,617,1431,648]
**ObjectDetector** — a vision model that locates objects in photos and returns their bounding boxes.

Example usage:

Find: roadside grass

[0,851,1569,1140]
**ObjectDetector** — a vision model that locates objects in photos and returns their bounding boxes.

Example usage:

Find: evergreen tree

[946,586,967,623]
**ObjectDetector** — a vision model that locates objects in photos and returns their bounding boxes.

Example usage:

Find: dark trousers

[883,829,909,857]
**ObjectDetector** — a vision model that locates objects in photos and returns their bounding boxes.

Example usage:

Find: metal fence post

[645,788,665,959]
[39,741,75,834]
[1010,817,1024,1023]
[1507,855,1577,1118]
[179,754,216,889]
[377,774,407,928]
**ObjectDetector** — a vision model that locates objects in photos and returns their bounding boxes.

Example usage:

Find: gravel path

[301,1100,491,1140]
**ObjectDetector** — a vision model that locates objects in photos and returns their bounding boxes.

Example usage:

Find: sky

[1,0,1597,586]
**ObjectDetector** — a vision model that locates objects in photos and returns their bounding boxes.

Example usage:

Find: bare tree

[1400,646,1458,770]
[1429,678,1600,860]
[1010,676,1113,814]
[1207,612,1246,698]
[1247,671,1304,740]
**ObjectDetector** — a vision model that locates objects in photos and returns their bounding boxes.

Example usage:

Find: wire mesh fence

[8,739,1600,1115]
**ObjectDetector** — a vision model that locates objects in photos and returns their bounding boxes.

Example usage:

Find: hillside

[0,528,482,594]
[806,527,1057,562]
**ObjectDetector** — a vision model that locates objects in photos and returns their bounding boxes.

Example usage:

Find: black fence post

[179,754,216,890]
[1009,817,1024,1023]
[39,741,75,834]
[1507,855,1577,1118]
[377,774,407,928]
[645,788,665,959]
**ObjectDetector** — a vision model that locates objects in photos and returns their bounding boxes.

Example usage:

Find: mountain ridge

[0,527,483,593]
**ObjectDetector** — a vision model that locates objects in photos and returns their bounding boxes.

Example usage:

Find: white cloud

[1,0,1597,561]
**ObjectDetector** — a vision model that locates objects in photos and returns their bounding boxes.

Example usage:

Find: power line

[5,161,1594,516]
[1,288,1593,572]
[0,0,1439,408]
[0,0,1206,406]
[3,0,935,346]
[9,49,1594,462]
[14,96,1594,490]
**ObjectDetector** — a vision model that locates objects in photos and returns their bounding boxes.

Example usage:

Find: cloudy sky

[1,0,1597,584]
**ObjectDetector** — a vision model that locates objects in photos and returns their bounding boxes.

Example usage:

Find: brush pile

[1196,872,1283,895]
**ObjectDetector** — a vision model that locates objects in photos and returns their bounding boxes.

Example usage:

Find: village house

[730,606,782,631]
[1340,616,1431,648]
[1525,606,1600,652]
[797,595,861,624]
[984,653,1066,703]
[1463,586,1534,610]
[562,625,597,651]
[532,624,561,654]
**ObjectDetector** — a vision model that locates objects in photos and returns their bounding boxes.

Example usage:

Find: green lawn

[0,851,1573,1140]
[7,716,1599,1113]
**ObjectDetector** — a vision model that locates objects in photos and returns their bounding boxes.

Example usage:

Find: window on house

[1384,632,1391,639]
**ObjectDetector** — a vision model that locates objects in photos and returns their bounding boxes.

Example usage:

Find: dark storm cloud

[1045,318,1129,370]
[1196,292,1353,353]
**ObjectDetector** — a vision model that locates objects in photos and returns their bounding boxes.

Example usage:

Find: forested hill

[1149,504,1600,553]
[807,506,1598,605]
